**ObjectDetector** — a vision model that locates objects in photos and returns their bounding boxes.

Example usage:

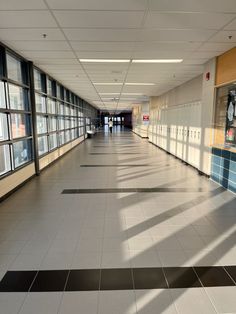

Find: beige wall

[0,163,35,198]
[0,136,85,199]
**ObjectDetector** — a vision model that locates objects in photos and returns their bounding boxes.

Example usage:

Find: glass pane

[59,131,65,145]
[6,54,22,83]
[37,115,47,134]
[65,117,70,129]
[56,84,61,99]
[58,102,64,115]
[65,130,70,143]
[59,117,64,130]
[11,113,31,138]
[49,133,57,150]
[0,113,9,141]
[71,128,77,140]
[9,84,28,111]
[38,136,48,156]
[65,104,70,115]
[47,98,56,114]
[0,144,11,175]
[13,139,32,168]
[35,94,46,113]
[71,117,76,128]
[0,82,6,109]
[71,106,76,116]
[34,69,43,91]
[49,116,57,132]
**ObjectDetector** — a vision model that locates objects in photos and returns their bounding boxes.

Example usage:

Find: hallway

[0,128,236,314]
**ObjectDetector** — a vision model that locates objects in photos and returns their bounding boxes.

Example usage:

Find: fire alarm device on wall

[206,72,210,81]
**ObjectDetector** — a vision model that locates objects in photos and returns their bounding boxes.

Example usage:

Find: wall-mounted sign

[205,72,210,81]
[143,115,149,121]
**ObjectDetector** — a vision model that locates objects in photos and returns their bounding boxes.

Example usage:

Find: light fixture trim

[93,82,123,85]
[80,59,130,63]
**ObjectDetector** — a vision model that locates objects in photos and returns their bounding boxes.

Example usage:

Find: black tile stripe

[0,266,235,292]
[80,164,154,167]
[62,187,207,194]
[89,153,146,155]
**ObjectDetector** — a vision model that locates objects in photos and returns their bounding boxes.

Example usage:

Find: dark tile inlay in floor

[225,266,236,283]
[80,164,153,167]
[100,268,133,290]
[30,270,69,292]
[0,271,37,292]
[133,268,167,289]
[65,269,100,291]
[62,187,206,194]
[194,267,235,287]
[163,267,201,288]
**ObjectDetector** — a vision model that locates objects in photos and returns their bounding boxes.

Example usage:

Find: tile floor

[0,127,236,313]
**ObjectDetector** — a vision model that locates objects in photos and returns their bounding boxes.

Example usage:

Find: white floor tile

[205,287,236,313]
[59,291,98,314]
[0,293,26,314]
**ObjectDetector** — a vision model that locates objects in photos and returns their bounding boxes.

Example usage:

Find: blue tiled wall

[211,147,236,193]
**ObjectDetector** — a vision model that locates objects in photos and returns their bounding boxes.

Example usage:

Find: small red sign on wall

[143,115,149,121]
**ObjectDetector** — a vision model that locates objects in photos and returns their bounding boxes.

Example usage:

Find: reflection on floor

[0,127,236,313]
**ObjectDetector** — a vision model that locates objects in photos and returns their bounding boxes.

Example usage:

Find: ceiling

[0,0,236,112]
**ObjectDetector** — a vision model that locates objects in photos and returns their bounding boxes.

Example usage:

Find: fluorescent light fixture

[99,93,120,95]
[125,83,155,86]
[80,59,130,63]
[122,93,144,95]
[93,82,123,86]
[132,59,183,63]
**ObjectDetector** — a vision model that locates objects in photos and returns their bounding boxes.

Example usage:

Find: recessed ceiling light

[132,59,183,63]
[80,59,130,63]
[125,83,155,86]
[94,83,123,85]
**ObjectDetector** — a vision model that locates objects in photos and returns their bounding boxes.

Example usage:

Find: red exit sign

[143,115,149,121]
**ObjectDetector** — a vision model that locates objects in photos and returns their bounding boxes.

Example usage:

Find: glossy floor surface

[0,127,236,313]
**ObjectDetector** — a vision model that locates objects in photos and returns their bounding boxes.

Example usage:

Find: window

[38,136,48,156]
[0,82,6,108]
[59,117,64,130]
[58,102,64,115]
[59,131,65,145]
[0,113,9,141]
[0,145,11,175]
[6,54,23,83]
[35,94,46,113]
[49,116,57,132]
[13,139,32,168]
[65,130,70,143]
[65,104,70,116]
[49,133,57,150]
[9,84,29,111]
[34,69,43,92]
[47,98,56,114]
[37,115,47,134]
[11,113,31,138]
[65,117,70,129]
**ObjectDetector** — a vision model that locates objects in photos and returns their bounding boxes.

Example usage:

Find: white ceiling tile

[35,59,79,65]
[132,51,189,59]
[209,30,236,42]
[198,42,236,51]
[5,40,71,51]
[54,11,144,28]
[0,11,57,28]
[47,0,147,10]
[70,41,135,51]
[139,29,215,42]
[0,28,64,41]
[64,28,139,41]
[75,51,133,59]
[224,18,236,30]
[145,12,235,30]
[148,0,236,13]
[135,42,201,52]
[19,51,75,59]
[96,86,123,93]
[182,58,209,65]
[190,51,223,58]
[0,0,47,9]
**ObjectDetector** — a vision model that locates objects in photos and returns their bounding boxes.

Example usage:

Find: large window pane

[11,113,31,138]
[38,136,48,156]
[9,84,29,111]
[47,98,56,114]
[65,117,70,129]
[0,82,6,108]
[65,130,70,143]
[35,94,46,113]
[0,144,11,175]
[34,69,43,91]
[71,106,76,116]
[65,104,70,115]
[13,139,32,168]
[58,102,64,115]
[47,78,53,96]
[37,115,47,134]
[0,113,9,141]
[6,54,22,83]
[59,131,65,145]
[49,133,57,150]
[59,117,64,130]
[49,116,57,132]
